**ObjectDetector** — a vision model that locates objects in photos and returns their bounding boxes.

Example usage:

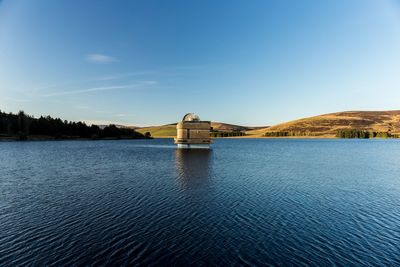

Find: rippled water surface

[1,139,400,266]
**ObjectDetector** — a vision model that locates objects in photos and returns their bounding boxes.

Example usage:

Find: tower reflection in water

[174,149,212,190]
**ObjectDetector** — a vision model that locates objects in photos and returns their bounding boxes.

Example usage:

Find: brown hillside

[250,111,400,137]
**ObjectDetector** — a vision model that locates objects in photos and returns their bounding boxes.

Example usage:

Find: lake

[1,138,400,266]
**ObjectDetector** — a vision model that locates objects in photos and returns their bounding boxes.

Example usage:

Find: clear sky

[1,0,400,126]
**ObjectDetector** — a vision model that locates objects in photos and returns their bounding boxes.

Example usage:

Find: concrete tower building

[174,113,212,149]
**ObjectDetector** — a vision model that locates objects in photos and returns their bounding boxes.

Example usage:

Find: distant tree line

[210,131,246,137]
[264,131,314,137]
[336,129,399,139]
[0,110,147,140]
[263,129,399,138]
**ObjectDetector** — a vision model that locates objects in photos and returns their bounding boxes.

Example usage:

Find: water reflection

[174,149,212,190]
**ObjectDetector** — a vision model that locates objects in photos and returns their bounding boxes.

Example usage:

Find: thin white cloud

[43,81,157,97]
[86,53,117,64]
[93,65,204,80]
[95,70,157,81]
[141,80,158,85]
[115,113,136,117]
[166,65,205,71]
[43,84,137,97]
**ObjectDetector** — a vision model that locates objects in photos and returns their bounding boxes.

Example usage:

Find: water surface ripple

[1,139,400,266]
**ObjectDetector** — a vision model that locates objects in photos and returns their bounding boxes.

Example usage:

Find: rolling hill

[246,110,400,137]
[135,110,400,138]
[135,124,177,137]
[136,122,263,137]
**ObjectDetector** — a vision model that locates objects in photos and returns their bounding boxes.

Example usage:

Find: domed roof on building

[182,113,200,122]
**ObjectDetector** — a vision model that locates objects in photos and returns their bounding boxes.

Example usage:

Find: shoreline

[1,135,397,142]
[110,135,398,140]
[0,135,152,142]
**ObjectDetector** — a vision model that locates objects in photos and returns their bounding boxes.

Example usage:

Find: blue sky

[1,0,400,126]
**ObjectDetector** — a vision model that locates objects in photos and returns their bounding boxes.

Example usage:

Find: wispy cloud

[86,53,117,64]
[141,80,158,85]
[166,65,205,71]
[43,81,157,97]
[44,84,137,97]
[95,70,157,81]
[93,65,204,80]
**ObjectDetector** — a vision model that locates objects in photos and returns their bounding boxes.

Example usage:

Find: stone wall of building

[175,121,211,144]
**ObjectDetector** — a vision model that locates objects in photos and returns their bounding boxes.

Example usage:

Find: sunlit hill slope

[247,111,400,137]
[136,122,263,137]
[135,111,400,138]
